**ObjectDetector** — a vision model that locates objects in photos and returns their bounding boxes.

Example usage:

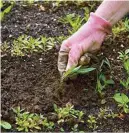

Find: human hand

[58,13,112,75]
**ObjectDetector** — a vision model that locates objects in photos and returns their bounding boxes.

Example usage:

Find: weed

[112,19,129,37]
[113,93,129,113]
[98,107,118,119]
[59,13,84,34]
[71,124,79,132]
[53,103,84,124]
[118,49,129,74]
[83,7,90,21]
[0,120,12,130]
[1,42,10,53]
[87,115,98,130]
[0,1,14,21]
[120,77,129,90]
[13,106,54,132]
[99,58,111,72]
[62,66,96,81]
[96,73,114,95]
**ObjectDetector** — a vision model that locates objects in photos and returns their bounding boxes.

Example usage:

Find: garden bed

[1,1,129,132]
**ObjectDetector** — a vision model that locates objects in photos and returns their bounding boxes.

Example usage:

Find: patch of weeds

[0,120,12,130]
[59,13,84,34]
[98,107,118,119]
[11,35,55,56]
[13,106,54,132]
[118,49,129,74]
[87,115,98,130]
[96,73,114,96]
[113,93,129,113]
[62,66,96,81]
[53,102,84,125]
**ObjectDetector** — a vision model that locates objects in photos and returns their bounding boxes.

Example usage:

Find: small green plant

[96,73,114,95]
[112,19,129,36]
[53,103,84,124]
[83,7,90,21]
[87,115,98,130]
[118,49,129,74]
[99,58,111,72]
[59,13,84,34]
[0,1,14,21]
[1,42,10,53]
[13,106,54,132]
[0,120,12,130]
[98,107,118,119]
[113,93,129,113]
[62,66,96,81]
[120,77,129,90]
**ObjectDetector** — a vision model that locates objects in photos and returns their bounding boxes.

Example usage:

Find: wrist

[89,12,112,34]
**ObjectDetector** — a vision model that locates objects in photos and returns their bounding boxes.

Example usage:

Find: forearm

[95,0,129,26]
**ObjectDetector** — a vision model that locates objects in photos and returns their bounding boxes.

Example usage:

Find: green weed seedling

[120,77,129,90]
[0,120,12,130]
[59,13,84,34]
[0,1,14,21]
[87,115,98,130]
[62,66,96,81]
[113,93,129,113]
[96,73,114,95]
[98,107,118,119]
[53,103,84,124]
[118,49,129,74]
[112,19,128,37]
[13,106,54,132]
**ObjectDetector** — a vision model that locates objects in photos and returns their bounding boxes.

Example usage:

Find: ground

[1,1,129,132]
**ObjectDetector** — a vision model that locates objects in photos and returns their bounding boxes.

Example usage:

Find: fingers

[58,40,70,76]
[66,45,83,71]
[79,53,91,66]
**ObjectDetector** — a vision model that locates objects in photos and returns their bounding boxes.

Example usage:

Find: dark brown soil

[1,1,129,132]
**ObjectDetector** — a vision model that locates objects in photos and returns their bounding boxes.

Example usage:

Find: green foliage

[11,35,55,56]
[112,19,129,36]
[0,120,12,130]
[1,42,10,53]
[83,7,90,21]
[120,77,129,90]
[87,115,98,130]
[53,103,84,124]
[98,107,118,119]
[99,58,111,72]
[0,1,14,21]
[62,66,96,81]
[13,106,54,132]
[113,93,129,113]
[96,73,114,95]
[118,49,129,74]
[59,13,84,34]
